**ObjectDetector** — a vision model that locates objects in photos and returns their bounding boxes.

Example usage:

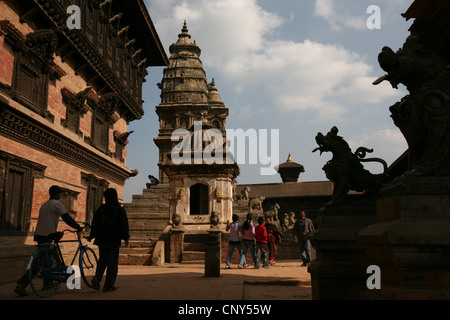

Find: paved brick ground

[0,260,311,301]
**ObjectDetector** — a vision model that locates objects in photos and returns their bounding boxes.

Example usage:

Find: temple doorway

[189,184,209,215]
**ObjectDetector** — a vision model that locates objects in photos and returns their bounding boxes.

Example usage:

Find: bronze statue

[313,126,389,206]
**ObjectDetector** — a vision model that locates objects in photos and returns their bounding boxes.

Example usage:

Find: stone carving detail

[374,30,450,177]
[280,212,297,235]
[171,213,182,229]
[313,126,390,206]
[235,186,250,200]
[248,196,265,211]
[210,211,219,229]
[263,203,281,230]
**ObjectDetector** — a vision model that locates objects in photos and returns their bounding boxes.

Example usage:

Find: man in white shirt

[15,185,82,296]
[33,185,81,242]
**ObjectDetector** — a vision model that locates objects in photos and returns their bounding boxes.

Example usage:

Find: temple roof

[276,154,305,183]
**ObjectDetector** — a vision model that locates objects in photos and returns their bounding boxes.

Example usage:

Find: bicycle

[26,223,98,298]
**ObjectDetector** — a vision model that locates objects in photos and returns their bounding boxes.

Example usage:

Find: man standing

[294,211,314,266]
[87,188,129,292]
[15,185,82,296]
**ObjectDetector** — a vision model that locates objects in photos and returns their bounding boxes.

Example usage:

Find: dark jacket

[90,203,130,247]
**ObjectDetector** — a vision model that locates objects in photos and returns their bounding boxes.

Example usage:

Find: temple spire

[179,20,191,39]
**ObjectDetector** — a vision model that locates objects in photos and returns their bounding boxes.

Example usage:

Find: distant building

[0,0,167,283]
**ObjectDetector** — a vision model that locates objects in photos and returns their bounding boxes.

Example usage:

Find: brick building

[0,0,167,283]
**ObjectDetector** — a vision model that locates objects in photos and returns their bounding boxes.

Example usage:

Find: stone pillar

[169,228,185,263]
[357,177,450,300]
[205,230,221,277]
[308,198,377,299]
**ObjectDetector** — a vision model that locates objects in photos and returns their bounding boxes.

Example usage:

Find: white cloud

[222,39,401,123]
[146,0,404,123]
[148,0,283,65]
[347,127,408,168]
[313,0,366,30]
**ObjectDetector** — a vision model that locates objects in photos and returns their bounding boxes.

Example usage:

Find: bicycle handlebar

[60,222,91,237]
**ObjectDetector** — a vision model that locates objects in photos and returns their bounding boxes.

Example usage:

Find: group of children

[225,213,273,269]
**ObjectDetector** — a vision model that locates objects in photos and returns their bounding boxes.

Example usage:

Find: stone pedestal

[169,227,185,263]
[357,177,450,300]
[205,230,221,277]
[308,198,377,299]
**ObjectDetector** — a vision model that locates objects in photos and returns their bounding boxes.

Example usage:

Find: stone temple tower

[154,22,239,235]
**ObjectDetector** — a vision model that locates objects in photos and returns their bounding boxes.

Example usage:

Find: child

[255,216,270,269]
[225,214,242,269]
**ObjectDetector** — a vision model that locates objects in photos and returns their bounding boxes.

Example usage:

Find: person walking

[294,211,314,266]
[225,214,243,269]
[238,213,257,268]
[15,185,82,297]
[87,188,130,292]
[264,217,282,265]
[255,217,269,269]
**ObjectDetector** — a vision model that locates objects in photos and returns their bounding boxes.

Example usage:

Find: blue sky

[123,0,414,203]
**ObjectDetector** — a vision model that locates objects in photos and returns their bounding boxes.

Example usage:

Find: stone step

[184,233,209,243]
[128,219,168,230]
[119,253,152,265]
[125,201,170,209]
[126,212,169,219]
[128,232,165,241]
[182,251,205,262]
[120,247,153,255]
[184,242,205,252]
[126,240,155,248]
[129,188,170,200]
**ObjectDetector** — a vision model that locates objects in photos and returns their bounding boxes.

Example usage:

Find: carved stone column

[357,177,450,299]
[308,198,377,299]
[169,227,185,263]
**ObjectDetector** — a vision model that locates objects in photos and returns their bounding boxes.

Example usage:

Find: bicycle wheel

[80,247,98,288]
[29,247,62,298]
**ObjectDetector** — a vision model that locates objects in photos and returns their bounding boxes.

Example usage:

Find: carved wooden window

[12,51,49,115]
[122,55,129,87]
[96,20,104,56]
[61,88,90,135]
[65,107,78,132]
[4,28,58,119]
[106,34,113,68]
[85,2,95,43]
[0,151,46,232]
[81,173,108,226]
[91,107,109,152]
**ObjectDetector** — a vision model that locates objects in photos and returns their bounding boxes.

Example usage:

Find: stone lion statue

[373,33,450,177]
[313,126,390,206]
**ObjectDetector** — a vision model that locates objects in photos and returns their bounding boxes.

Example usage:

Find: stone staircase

[182,232,209,264]
[120,184,170,265]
